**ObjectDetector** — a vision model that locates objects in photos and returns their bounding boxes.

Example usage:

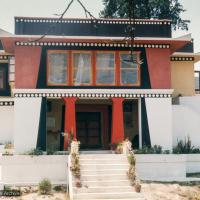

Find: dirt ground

[0,183,200,200]
[142,182,200,200]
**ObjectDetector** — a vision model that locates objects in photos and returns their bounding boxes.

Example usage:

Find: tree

[100,0,190,30]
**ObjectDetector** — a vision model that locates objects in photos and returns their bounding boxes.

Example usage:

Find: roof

[15,17,172,38]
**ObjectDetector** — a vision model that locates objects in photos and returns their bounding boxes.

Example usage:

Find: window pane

[96,53,115,84]
[0,69,4,89]
[120,54,138,69]
[96,70,114,84]
[121,70,138,85]
[96,53,115,69]
[73,53,91,85]
[48,53,67,85]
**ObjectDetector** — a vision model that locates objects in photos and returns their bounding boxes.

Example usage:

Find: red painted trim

[63,97,78,150]
[111,98,125,144]
[146,48,171,89]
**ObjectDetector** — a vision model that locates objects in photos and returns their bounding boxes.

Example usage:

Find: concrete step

[73,186,134,193]
[73,192,144,199]
[81,169,127,176]
[80,164,129,171]
[77,174,127,181]
[75,180,131,187]
[79,154,126,159]
[79,159,127,165]
[80,151,113,154]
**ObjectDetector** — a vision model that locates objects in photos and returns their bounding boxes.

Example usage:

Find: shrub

[53,185,62,192]
[134,145,163,154]
[173,137,200,154]
[27,148,43,156]
[38,179,52,195]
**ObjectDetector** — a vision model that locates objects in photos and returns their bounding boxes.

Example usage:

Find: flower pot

[135,184,141,193]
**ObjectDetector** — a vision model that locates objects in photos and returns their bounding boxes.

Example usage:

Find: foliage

[110,142,123,154]
[4,186,11,192]
[100,0,190,30]
[4,142,13,149]
[173,138,200,154]
[27,148,43,156]
[70,153,81,178]
[134,145,163,154]
[2,151,13,156]
[53,185,63,192]
[38,179,52,195]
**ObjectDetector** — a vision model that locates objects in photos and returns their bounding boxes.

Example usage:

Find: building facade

[0,17,199,153]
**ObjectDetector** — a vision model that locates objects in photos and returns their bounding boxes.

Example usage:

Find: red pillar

[63,97,77,150]
[111,98,125,144]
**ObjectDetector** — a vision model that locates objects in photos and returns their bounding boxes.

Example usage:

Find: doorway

[76,112,102,149]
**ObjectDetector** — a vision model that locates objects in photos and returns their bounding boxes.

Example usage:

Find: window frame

[46,50,141,87]
[95,51,116,86]
[72,51,93,86]
[119,51,141,86]
[47,50,69,86]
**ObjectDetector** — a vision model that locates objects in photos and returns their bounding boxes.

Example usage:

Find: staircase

[70,152,145,200]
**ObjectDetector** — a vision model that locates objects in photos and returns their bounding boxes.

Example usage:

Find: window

[0,68,4,89]
[120,53,140,85]
[96,53,115,85]
[73,52,92,85]
[47,50,140,86]
[47,52,68,85]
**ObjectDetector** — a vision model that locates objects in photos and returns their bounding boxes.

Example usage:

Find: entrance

[76,112,102,149]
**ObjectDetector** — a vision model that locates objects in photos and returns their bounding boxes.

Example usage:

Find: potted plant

[134,180,141,193]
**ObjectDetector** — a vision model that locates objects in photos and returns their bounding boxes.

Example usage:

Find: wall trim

[0,101,14,106]
[171,57,194,62]
[15,42,170,49]
[13,89,173,98]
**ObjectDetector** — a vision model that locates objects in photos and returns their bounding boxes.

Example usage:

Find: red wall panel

[15,46,42,88]
[146,48,171,89]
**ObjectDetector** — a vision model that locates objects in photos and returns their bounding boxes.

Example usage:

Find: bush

[173,137,200,154]
[134,145,163,154]
[38,179,52,195]
[53,185,62,192]
[27,148,43,156]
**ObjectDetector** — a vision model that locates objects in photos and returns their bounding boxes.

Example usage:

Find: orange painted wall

[15,46,42,88]
[146,48,171,89]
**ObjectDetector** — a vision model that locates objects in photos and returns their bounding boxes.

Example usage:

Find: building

[0,17,200,153]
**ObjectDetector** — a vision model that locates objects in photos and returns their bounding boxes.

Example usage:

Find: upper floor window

[120,53,140,86]
[47,50,140,87]
[48,51,68,85]
[73,52,92,85]
[96,53,115,85]
[0,67,5,89]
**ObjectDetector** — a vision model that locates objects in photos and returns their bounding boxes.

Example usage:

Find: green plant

[134,145,163,154]
[4,142,13,149]
[173,137,200,154]
[4,185,11,191]
[53,185,62,192]
[110,142,123,154]
[70,153,81,178]
[27,148,43,156]
[128,154,136,166]
[38,179,52,195]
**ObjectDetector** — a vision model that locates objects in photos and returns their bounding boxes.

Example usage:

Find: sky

[0,0,199,53]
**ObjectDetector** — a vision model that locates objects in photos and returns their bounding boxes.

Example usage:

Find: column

[111,98,125,144]
[63,97,77,150]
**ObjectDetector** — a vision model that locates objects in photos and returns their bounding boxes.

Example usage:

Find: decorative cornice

[171,57,194,61]
[0,55,9,63]
[15,18,171,25]
[0,101,14,106]
[15,42,170,49]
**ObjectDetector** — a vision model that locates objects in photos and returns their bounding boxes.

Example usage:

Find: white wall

[136,154,186,181]
[145,98,173,150]
[173,97,200,147]
[0,155,68,185]
[14,98,42,153]
[0,106,14,143]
